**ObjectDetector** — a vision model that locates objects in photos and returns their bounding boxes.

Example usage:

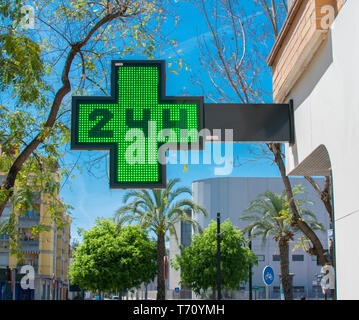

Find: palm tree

[240,190,325,300]
[114,178,208,300]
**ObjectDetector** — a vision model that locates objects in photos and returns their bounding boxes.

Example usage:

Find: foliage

[0,33,47,104]
[0,0,172,252]
[240,187,325,249]
[0,153,71,256]
[115,178,207,239]
[240,188,325,300]
[171,219,257,295]
[69,219,157,293]
[191,0,331,267]
[115,178,208,300]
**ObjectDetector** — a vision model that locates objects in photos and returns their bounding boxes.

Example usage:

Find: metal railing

[17,215,40,227]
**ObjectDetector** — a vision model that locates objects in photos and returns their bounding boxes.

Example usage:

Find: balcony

[20,239,40,253]
[18,211,40,227]
[21,239,39,245]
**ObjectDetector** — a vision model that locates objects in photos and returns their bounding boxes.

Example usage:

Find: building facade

[169,177,331,299]
[267,0,357,299]
[0,175,71,300]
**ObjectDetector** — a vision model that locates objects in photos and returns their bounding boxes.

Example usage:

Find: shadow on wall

[290,30,334,110]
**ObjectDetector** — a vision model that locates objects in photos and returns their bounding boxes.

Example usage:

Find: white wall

[285,0,358,299]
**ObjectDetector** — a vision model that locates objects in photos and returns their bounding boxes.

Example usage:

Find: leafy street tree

[240,188,325,300]
[114,178,208,300]
[69,219,157,298]
[172,219,257,297]
[0,0,171,249]
[188,0,333,268]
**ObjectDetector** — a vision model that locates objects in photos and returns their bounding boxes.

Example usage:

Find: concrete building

[169,177,330,299]
[0,174,71,300]
[267,0,358,299]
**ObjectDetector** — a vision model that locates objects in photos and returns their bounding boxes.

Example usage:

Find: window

[273,255,280,261]
[292,255,304,261]
[256,255,265,262]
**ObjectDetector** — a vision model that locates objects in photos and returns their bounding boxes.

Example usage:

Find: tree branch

[0,5,130,217]
[305,176,333,223]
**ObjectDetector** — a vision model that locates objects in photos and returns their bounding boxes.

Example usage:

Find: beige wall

[268,0,343,103]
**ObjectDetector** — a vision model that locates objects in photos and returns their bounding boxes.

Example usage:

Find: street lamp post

[217,212,222,300]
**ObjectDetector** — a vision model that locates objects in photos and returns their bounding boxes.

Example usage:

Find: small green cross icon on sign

[71,60,203,188]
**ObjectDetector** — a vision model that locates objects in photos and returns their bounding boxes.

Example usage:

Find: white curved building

[169,177,331,299]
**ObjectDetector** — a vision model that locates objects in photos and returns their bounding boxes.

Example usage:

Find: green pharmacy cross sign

[71,60,204,188]
[72,60,294,189]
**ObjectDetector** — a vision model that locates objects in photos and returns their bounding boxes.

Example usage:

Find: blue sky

[60,1,281,242]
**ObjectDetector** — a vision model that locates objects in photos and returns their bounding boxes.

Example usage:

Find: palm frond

[114,179,207,240]
[139,190,156,209]
[166,178,181,193]
[152,189,163,209]
[122,190,142,204]
[167,186,192,204]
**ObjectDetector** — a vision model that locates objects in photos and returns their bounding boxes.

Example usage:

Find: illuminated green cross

[71,60,203,188]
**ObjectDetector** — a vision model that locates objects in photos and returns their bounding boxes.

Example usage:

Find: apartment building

[0,170,71,300]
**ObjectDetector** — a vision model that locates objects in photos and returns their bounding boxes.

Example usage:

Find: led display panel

[71,60,204,188]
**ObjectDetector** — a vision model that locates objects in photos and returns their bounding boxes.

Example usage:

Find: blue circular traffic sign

[263,266,275,286]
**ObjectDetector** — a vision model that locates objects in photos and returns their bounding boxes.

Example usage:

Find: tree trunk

[278,239,292,300]
[0,7,129,219]
[156,232,166,300]
[268,143,329,266]
[305,176,336,269]
[304,176,333,224]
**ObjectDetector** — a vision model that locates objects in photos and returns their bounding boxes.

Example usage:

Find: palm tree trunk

[279,239,293,300]
[156,232,166,300]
